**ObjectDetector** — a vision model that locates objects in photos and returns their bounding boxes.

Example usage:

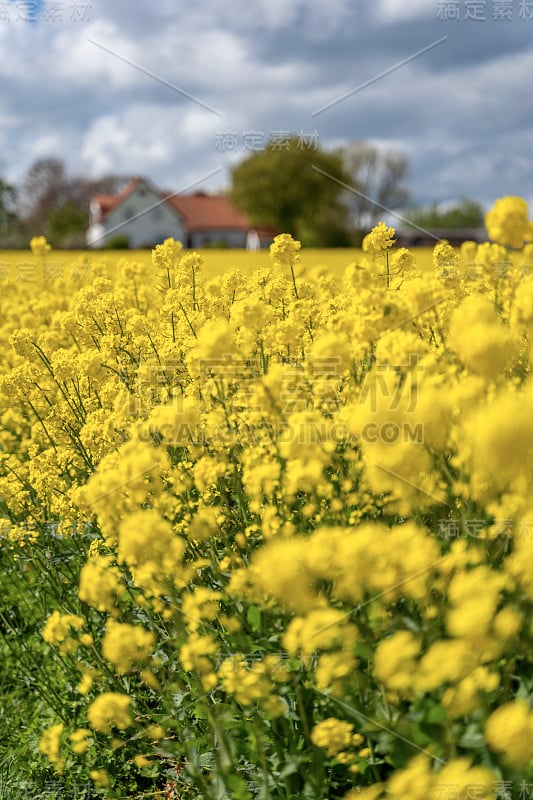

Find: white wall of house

[190,229,247,248]
[86,223,106,248]
[87,183,186,248]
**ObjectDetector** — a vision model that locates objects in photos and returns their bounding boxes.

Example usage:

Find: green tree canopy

[229,137,351,246]
[48,203,88,247]
[404,198,485,230]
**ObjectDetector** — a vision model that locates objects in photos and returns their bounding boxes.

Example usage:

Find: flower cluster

[485,195,532,248]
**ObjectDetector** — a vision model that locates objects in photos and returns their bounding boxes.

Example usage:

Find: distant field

[0,246,436,281]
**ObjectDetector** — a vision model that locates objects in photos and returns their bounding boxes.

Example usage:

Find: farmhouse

[86,177,272,249]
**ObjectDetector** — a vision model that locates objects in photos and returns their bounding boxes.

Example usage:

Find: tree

[0,178,17,239]
[48,203,88,248]
[0,178,25,248]
[404,198,484,230]
[19,157,133,245]
[337,142,410,239]
[67,174,133,216]
[20,157,71,232]
[229,137,351,245]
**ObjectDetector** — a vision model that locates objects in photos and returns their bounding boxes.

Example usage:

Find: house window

[124,206,134,221]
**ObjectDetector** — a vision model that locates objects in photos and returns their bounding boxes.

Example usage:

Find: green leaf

[172,690,188,708]
[278,754,304,779]
[458,724,484,749]
[225,773,253,799]
[246,605,261,633]
[355,641,374,661]
[425,703,447,725]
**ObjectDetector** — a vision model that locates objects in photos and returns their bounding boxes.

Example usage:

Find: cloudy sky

[1,0,532,214]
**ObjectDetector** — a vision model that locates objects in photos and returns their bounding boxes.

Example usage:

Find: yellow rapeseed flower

[485,700,533,768]
[102,620,155,674]
[87,692,132,734]
[311,718,355,758]
[485,195,529,248]
[30,235,52,257]
[39,723,65,773]
[362,222,396,253]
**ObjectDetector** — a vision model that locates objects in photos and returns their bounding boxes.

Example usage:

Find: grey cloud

[0,0,532,213]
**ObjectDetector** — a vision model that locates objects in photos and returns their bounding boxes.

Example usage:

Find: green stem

[290,264,299,299]
[191,264,197,310]
[179,303,197,339]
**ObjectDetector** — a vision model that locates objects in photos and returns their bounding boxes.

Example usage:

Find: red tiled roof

[92,178,142,218]
[167,192,250,231]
